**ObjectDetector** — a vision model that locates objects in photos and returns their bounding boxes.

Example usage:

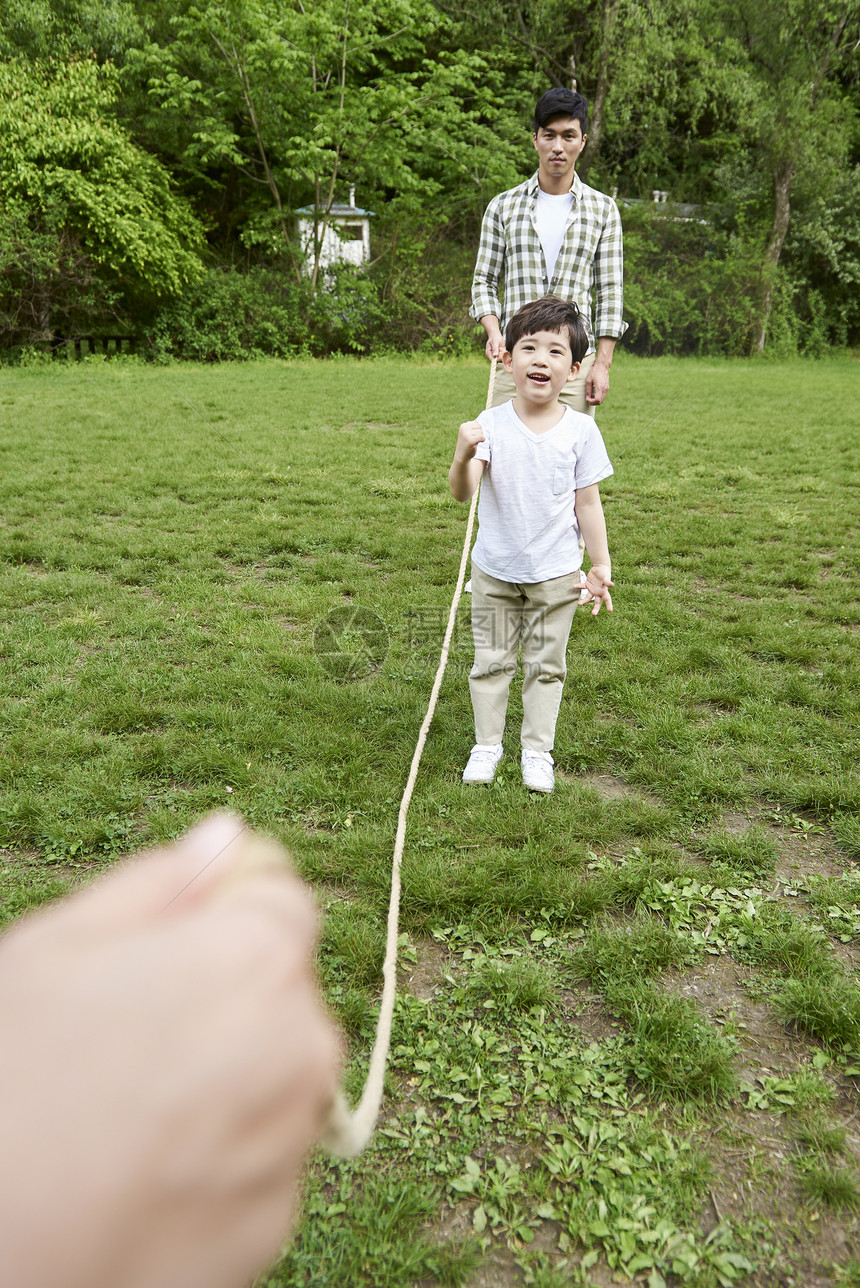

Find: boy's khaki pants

[489,351,597,416]
[469,565,579,754]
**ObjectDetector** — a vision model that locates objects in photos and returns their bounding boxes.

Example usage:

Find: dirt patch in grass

[422,1207,521,1288]
[695,1107,860,1285]
[658,953,860,1279]
[560,982,623,1045]
[699,1126,855,1287]
[664,954,818,1076]
[579,772,662,809]
[718,802,850,882]
[402,937,453,1001]
[770,826,849,885]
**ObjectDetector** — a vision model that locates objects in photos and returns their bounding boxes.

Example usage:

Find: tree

[0,55,204,345]
[128,0,524,285]
[0,0,145,63]
[711,0,860,349]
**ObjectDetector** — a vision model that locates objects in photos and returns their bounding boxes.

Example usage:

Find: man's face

[532,116,586,189]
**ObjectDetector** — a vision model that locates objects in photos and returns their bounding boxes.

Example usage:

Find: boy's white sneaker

[521,749,554,793]
[462,743,503,785]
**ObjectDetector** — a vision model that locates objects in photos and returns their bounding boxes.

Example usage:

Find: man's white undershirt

[535,188,574,283]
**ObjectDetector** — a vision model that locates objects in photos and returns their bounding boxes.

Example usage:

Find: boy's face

[503,329,578,403]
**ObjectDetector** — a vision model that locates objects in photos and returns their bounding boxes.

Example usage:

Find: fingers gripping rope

[321,360,497,1158]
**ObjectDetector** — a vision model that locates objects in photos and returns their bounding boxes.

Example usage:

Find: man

[471,87,626,414]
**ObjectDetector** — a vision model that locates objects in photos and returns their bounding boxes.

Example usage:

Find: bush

[620,202,764,357]
[0,203,121,353]
[147,268,308,361]
[147,264,405,361]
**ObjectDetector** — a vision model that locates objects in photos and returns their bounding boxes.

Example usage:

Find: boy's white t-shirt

[534,188,574,281]
[471,399,613,584]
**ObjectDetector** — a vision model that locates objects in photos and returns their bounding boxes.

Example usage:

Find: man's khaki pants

[489,350,597,416]
[469,565,579,753]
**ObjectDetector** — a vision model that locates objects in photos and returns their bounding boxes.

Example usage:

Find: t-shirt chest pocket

[552,464,574,495]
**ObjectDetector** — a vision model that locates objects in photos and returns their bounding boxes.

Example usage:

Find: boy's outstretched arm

[449,420,487,502]
[574,483,614,616]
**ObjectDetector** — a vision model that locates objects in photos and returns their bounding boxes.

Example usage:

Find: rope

[322,359,498,1157]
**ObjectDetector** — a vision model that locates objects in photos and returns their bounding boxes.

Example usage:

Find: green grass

[568,912,693,988]
[2,352,860,1284]
[795,1116,847,1154]
[692,823,779,878]
[798,1163,860,1212]
[774,975,860,1047]
[466,952,559,1011]
[740,903,837,977]
[608,981,740,1102]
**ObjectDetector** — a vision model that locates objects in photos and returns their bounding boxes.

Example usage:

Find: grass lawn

[1,350,859,1286]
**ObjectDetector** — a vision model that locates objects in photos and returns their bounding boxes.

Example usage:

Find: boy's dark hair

[533,88,588,134]
[505,296,589,365]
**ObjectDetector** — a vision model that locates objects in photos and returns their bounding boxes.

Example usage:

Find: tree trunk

[754,161,795,352]
[577,0,620,182]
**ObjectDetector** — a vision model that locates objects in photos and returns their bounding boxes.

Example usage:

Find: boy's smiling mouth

[528,372,551,383]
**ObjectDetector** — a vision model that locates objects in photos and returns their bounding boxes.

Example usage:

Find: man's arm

[574,482,613,615]
[449,420,486,501]
[479,315,505,362]
[471,200,505,361]
[586,196,626,406]
[585,336,617,406]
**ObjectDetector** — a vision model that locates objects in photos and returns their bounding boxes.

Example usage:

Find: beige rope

[322,359,498,1157]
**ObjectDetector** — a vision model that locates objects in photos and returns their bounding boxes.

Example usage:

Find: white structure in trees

[297,186,373,274]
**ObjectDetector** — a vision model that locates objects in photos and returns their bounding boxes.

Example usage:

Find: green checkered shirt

[470,171,626,350]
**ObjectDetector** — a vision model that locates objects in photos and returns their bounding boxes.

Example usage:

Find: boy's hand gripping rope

[320,360,497,1157]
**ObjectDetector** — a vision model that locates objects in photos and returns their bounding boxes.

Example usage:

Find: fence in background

[53,335,139,359]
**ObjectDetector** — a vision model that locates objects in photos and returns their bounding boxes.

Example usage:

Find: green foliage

[0,0,145,62]
[148,265,401,360]
[784,167,860,349]
[129,0,521,275]
[1,0,858,355]
[0,55,203,346]
[0,202,120,352]
[621,203,764,356]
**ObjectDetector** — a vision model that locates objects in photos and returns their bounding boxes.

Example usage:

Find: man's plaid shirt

[470,171,626,350]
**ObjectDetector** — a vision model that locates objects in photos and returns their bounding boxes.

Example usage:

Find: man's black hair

[533,88,588,134]
[505,295,589,365]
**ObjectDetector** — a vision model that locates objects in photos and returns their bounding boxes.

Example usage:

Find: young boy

[448,295,614,794]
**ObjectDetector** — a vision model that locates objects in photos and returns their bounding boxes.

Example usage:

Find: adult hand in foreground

[0,813,341,1288]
